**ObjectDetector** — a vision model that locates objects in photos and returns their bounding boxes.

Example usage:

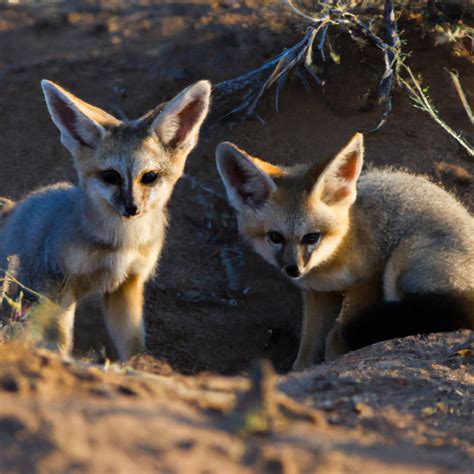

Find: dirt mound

[1,331,473,473]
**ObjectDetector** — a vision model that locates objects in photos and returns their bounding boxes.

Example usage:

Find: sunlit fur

[216,134,474,370]
[0,79,211,360]
[217,135,364,281]
[238,178,353,279]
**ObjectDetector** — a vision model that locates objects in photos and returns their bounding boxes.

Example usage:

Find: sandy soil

[0,1,473,472]
[1,332,473,473]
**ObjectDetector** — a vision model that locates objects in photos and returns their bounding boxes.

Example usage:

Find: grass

[0,256,62,349]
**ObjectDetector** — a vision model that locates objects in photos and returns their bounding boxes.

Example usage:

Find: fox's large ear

[41,80,119,156]
[310,133,364,206]
[151,80,211,151]
[216,142,282,211]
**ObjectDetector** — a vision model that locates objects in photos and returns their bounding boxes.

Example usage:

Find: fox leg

[325,282,380,362]
[56,301,76,355]
[293,291,341,371]
[35,292,76,356]
[103,275,146,361]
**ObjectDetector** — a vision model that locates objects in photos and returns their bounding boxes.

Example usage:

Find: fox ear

[216,142,281,211]
[311,133,364,206]
[41,80,119,156]
[151,80,211,150]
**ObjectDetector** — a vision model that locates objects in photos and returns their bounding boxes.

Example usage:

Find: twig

[317,23,330,62]
[400,63,474,157]
[293,0,401,131]
[214,26,327,118]
[448,69,474,126]
[369,0,400,131]
[1,269,46,301]
[285,0,323,23]
[246,25,323,116]
[214,0,400,132]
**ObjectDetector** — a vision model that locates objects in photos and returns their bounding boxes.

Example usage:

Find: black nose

[124,204,139,217]
[285,265,300,278]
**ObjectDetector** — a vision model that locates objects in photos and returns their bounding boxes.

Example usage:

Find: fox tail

[342,293,473,351]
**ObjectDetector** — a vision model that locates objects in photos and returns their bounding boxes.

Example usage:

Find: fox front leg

[324,322,347,362]
[103,275,146,361]
[35,291,77,356]
[292,291,341,371]
[56,299,77,356]
[325,282,380,362]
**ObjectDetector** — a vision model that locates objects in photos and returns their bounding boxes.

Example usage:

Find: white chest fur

[298,266,356,293]
[63,242,159,295]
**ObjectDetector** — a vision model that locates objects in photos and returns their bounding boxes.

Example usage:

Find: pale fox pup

[216,133,474,370]
[0,79,211,360]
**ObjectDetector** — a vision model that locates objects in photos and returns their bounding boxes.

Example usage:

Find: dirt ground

[0,1,473,472]
[1,333,473,473]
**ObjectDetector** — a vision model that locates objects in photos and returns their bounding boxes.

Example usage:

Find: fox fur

[0,79,211,360]
[216,133,474,370]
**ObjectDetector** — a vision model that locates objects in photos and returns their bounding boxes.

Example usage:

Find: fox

[0,79,211,360]
[216,133,474,370]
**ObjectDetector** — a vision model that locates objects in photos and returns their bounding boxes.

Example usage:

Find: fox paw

[324,324,348,362]
[292,357,310,372]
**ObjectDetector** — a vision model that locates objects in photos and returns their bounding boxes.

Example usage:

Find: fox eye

[100,170,122,186]
[302,232,321,246]
[268,231,285,245]
[141,171,159,185]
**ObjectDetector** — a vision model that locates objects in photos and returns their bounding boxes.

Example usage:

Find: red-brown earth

[0,1,473,472]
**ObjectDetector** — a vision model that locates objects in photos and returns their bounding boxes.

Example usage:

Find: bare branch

[400,64,474,157]
[214,0,400,131]
[214,25,326,118]
[448,69,474,126]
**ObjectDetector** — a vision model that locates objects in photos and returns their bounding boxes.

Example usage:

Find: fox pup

[0,79,211,360]
[216,133,474,370]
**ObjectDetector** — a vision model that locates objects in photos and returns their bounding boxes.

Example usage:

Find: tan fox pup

[216,133,474,370]
[0,79,211,360]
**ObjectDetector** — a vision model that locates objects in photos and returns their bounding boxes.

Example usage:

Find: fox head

[216,133,364,280]
[41,79,211,219]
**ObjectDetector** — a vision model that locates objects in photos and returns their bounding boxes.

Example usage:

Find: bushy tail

[342,293,474,352]
[0,197,15,221]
